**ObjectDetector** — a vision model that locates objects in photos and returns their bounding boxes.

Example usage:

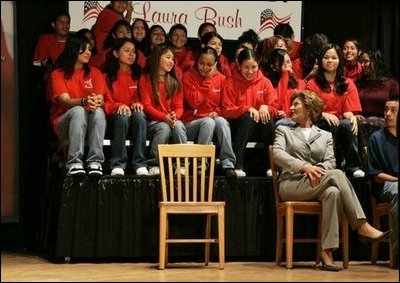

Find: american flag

[259,9,291,33]
[83,1,104,23]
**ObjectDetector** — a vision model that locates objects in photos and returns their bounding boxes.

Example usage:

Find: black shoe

[359,230,391,244]
[88,164,103,176]
[67,164,85,176]
[224,168,237,178]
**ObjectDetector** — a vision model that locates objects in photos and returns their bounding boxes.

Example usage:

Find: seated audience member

[102,38,148,176]
[168,24,189,69]
[258,35,288,73]
[139,44,187,176]
[292,33,329,81]
[222,49,278,177]
[50,35,106,176]
[182,47,236,177]
[307,44,364,178]
[356,49,399,154]
[273,23,302,61]
[342,38,363,82]
[273,90,390,272]
[92,1,132,53]
[265,48,306,124]
[367,95,399,260]
[33,11,70,82]
[237,29,260,50]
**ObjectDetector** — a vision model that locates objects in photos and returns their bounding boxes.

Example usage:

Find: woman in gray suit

[273,90,390,271]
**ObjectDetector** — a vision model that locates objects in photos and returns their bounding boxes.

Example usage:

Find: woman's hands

[164,111,177,128]
[301,163,326,187]
[249,105,271,124]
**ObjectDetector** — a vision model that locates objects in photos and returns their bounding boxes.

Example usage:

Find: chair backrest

[268,145,282,207]
[158,144,216,202]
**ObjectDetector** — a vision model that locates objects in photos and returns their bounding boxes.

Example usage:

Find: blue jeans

[186,117,235,169]
[147,120,187,166]
[109,112,147,170]
[57,106,106,170]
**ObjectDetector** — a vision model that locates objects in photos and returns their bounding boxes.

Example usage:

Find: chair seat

[159,202,225,214]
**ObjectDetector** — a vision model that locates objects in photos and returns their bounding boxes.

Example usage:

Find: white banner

[69,1,302,41]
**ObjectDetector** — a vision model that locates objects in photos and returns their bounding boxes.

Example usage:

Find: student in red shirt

[273,23,302,61]
[342,39,363,82]
[168,24,189,70]
[265,48,306,125]
[33,11,70,82]
[102,38,148,176]
[139,44,187,175]
[307,44,364,178]
[92,1,132,53]
[222,49,278,177]
[182,47,236,177]
[50,35,107,176]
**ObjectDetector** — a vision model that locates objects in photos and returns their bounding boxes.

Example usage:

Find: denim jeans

[186,116,235,169]
[110,111,147,170]
[147,120,187,166]
[57,106,106,170]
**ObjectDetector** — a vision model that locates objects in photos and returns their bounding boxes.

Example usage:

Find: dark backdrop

[2,1,398,251]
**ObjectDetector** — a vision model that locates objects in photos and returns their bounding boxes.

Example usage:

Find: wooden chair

[268,146,349,269]
[157,144,225,270]
[365,146,395,267]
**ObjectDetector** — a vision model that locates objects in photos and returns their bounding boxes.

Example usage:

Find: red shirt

[50,67,107,132]
[182,66,226,123]
[33,34,66,64]
[306,78,362,119]
[92,8,123,53]
[289,41,302,61]
[275,70,306,116]
[344,62,363,82]
[222,70,278,119]
[103,70,140,116]
[139,74,184,121]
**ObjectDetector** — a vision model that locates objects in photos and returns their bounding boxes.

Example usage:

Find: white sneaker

[67,164,85,176]
[235,169,246,177]
[266,169,273,177]
[353,169,365,178]
[149,166,160,176]
[111,168,124,176]
[136,167,149,176]
[88,164,103,176]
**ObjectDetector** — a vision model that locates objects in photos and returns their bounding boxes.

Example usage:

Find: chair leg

[165,216,169,266]
[285,207,294,269]
[276,214,283,266]
[371,214,381,264]
[316,215,322,265]
[205,214,212,266]
[341,215,349,269]
[218,206,225,270]
[388,212,395,268]
[159,208,167,270]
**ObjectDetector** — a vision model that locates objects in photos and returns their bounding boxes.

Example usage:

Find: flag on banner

[259,9,291,33]
[83,1,104,23]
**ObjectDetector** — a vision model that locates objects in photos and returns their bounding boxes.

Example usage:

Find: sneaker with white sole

[88,164,103,176]
[149,166,160,176]
[353,169,365,178]
[67,164,85,176]
[136,167,149,176]
[111,168,124,176]
[235,169,246,177]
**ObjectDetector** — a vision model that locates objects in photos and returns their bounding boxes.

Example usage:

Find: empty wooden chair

[157,144,225,270]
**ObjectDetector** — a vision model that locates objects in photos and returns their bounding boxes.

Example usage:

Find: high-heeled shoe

[359,230,391,244]
[316,261,341,272]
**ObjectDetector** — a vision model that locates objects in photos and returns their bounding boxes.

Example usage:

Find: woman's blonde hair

[290,90,324,124]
